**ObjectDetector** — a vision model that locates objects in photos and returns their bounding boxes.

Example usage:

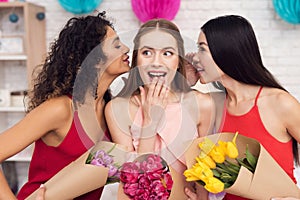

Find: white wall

[12,0,300,196]
[28,0,300,100]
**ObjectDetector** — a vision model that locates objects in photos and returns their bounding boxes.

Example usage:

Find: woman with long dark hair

[185,15,300,200]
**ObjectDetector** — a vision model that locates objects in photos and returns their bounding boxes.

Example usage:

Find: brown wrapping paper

[185,133,300,200]
[26,142,129,200]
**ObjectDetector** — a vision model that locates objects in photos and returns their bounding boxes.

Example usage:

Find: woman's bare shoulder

[263,88,300,113]
[32,95,72,118]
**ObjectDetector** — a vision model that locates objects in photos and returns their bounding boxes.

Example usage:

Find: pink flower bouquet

[120,154,173,200]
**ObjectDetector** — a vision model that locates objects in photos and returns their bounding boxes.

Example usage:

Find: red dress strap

[254,86,263,105]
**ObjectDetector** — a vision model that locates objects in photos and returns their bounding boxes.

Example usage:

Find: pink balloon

[131,0,181,23]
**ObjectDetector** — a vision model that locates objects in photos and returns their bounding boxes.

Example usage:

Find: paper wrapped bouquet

[26,141,128,200]
[184,132,300,200]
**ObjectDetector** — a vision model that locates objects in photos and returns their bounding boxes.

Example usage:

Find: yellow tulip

[227,142,239,158]
[197,152,216,169]
[184,168,203,181]
[218,141,227,153]
[199,138,215,154]
[208,146,226,163]
[204,177,225,193]
[184,162,214,182]
[226,132,239,159]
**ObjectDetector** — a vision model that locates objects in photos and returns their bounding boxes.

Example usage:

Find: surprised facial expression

[137,30,179,86]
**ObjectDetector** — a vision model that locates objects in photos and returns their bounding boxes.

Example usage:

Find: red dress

[219,87,295,200]
[17,111,103,200]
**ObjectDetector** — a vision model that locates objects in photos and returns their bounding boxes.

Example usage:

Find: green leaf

[224,160,241,172]
[212,169,221,177]
[216,163,237,176]
[236,158,254,173]
[197,180,205,186]
[85,153,94,164]
[245,145,258,170]
[224,182,233,189]
[220,172,233,182]
[225,163,240,175]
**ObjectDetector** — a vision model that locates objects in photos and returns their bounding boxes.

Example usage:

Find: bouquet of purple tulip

[26,141,129,200]
[86,143,121,184]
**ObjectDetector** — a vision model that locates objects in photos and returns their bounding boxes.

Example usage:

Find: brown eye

[142,50,152,56]
[164,51,173,56]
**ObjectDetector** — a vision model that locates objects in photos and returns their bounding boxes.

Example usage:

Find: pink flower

[120,154,173,199]
[120,162,140,184]
[141,154,164,173]
[137,174,151,189]
[147,169,164,180]
[134,188,150,200]
[124,182,139,196]
[163,172,173,190]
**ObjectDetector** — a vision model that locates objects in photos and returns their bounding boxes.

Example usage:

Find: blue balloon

[58,0,103,14]
[9,13,19,23]
[273,0,300,24]
[36,12,45,21]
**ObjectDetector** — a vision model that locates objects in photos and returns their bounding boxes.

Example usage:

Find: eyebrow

[140,46,176,50]
[112,36,120,44]
[198,42,208,46]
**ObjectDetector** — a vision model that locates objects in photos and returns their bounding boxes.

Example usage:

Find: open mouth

[148,71,167,78]
[196,67,204,72]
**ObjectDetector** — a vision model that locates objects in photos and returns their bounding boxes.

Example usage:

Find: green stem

[107,143,117,154]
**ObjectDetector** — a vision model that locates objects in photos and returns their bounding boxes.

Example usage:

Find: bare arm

[196,91,216,137]
[0,171,16,200]
[0,96,73,198]
[281,94,300,142]
[105,99,135,151]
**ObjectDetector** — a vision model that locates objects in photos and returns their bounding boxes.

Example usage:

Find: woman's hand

[185,187,198,200]
[135,77,169,129]
[272,198,300,200]
[134,78,169,153]
[35,184,45,200]
[184,52,199,87]
[185,184,209,200]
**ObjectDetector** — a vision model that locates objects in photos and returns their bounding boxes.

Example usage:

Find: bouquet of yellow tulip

[184,132,300,200]
[184,132,257,193]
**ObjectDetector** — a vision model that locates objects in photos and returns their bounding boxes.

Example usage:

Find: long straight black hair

[201,15,299,165]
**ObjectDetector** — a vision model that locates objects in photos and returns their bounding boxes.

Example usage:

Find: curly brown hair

[27,12,113,112]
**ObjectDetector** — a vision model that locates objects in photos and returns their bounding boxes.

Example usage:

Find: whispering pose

[184,15,300,200]
[105,19,215,199]
[0,12,130,200]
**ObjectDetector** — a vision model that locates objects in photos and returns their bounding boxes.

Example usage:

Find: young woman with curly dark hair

[0,12,130,200]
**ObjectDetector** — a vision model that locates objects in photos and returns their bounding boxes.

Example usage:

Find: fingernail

[40,184,45,188]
